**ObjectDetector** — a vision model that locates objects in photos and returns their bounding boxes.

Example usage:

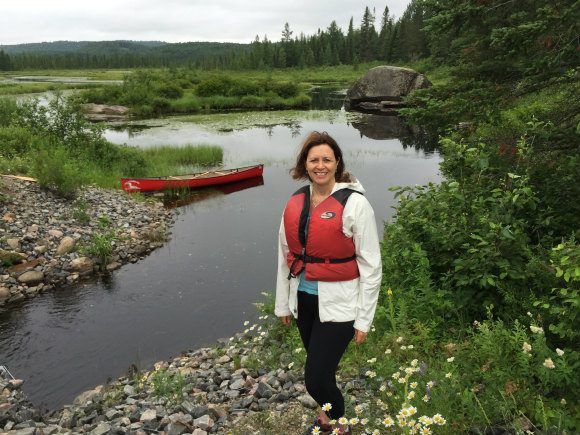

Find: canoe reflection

[162,175,264,208]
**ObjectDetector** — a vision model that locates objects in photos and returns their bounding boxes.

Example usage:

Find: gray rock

[123,384,135,396]
[297,394,318,409]
[166,421,188,435]
[140,409,157,422]
[192,429,208,435]
[345,65,431,112]
[12,428,35,435]
[229,378,245,390]
[254,381,274,399]
[70,256,94,274]
[6,238,20,250]
[17,271,44,285]
[193,414,213,430]
[90,422,111,435]
[0,286,10,301]
[48,229,64,238]
[56,236,76,255]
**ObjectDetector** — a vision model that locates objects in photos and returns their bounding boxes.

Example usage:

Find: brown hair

[290,131,352,182]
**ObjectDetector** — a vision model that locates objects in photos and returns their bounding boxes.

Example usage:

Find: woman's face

[305,144,338,189]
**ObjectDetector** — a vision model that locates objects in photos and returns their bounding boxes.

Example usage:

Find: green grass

[0,81,101,96]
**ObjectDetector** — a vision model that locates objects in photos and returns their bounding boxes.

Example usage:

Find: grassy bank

[0,95,222,197]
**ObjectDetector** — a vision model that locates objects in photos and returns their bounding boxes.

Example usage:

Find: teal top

[297,215,319,295]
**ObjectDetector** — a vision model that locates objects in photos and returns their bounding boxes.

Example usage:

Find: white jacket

[274,179,382,333]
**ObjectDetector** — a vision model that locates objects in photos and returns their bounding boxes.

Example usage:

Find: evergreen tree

[359,6,378,62]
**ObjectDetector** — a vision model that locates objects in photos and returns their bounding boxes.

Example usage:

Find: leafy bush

[33,145,81,198]
[0,98,17,126]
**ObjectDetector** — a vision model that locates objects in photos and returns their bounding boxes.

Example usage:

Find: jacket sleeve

[344,195,382,332]
[275,214,293,317]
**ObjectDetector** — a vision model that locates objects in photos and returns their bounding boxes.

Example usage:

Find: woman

[275,131,382,434]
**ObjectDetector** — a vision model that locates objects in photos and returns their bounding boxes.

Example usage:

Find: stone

[90,422,111,435]
[17,271,44,285]
[123,384,135,396]
[216,355,231,364]
[192,429,208,435]
[0,249,24,267]
[34,245,48,254]
[48,229,64,238]
[254,381,274,399]
[73,387,101,406]
[193,414,213,430]
[70,257,94,274]
[166,421,188,435]
[345,65,431,112]
[56,236,76,255]
[6,238,20,250]
[12,428,35,435]
[229,378,245,390]
[140,409,157,422]
[0,287,10,302]
[106,261,121,271]
[297,394,318,409]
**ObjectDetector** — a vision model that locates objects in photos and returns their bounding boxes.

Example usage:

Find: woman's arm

[275,215,293,318]
[344,195,382,333]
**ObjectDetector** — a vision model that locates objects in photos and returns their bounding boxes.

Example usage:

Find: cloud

[0,0,411,45]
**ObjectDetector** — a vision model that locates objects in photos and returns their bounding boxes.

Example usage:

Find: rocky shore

[0,177,174,308]
[0,321,371,435]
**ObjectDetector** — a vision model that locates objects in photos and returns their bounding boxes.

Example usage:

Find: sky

[0,0,411,46]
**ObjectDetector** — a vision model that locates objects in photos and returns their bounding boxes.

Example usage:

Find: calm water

[0,109,441,409]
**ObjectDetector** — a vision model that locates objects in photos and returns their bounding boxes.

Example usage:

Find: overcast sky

[1,1,411,45]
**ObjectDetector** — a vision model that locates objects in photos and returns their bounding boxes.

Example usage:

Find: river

[0,103,441,410]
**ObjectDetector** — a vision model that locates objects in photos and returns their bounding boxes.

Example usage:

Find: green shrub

[0,98,17,127]
[169,94,201,113]
[0,126,41,158]
[33,145,81,199]
[196,76,233,97]
[155,83,183,99]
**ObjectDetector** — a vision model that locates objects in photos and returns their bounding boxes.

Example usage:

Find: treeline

[201,2,428,69]
[0,41,248,70]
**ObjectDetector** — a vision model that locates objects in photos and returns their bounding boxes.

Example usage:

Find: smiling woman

[275,131,382,434]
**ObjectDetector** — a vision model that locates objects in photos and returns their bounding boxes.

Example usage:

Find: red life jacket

[284,186,360,282]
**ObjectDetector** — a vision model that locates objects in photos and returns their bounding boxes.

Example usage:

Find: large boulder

[83,103,129,121]
[345,66,431,113]
[56,236,76,256]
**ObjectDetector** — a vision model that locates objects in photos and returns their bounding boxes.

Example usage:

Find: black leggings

[296,291,354,420]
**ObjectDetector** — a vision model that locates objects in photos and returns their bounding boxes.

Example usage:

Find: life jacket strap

[287,251,357,280]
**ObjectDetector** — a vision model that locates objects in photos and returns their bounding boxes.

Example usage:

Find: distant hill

[0,40,249,69]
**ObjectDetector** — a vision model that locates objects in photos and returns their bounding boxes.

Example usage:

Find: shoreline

[0,177,175,309]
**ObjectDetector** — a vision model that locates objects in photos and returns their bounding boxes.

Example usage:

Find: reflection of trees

[308,87,345,110]
[349,114,439,154]
[289,122,302,138]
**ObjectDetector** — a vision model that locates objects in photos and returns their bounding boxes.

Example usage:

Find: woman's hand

[354,329,368,344]
[280,315,292,326]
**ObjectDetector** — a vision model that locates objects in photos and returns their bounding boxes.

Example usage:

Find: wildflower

[260,331,266,336]
[420,427,432,435]
[311,426,321,435]
[408,344,414,349]
[379,384,386,392]
[361,418,368,425]
[365,370,377,378]
[386,391,393,397]
[396,336,404,343]
[419,416,433,426]
[405,367,415,375]
[561,398,566,405]
[243,328,249,334]
[398,377,406,384]
[371,326,376,332]
[385,348,392,354]
[387,288,393,296]
[331,429,340,435]
[401,345,407,350]
[367,357,377,364]
[411,359,418,367]
[473,320,481,328]
[295,348,303,354]
[527,311,532,317]
[354,404,364,415]
[392,372,401,379]
[407,406,417,415]
[397,417,407,427]
[445,372,452,378]
[407,391,416,400]
[321,403,332,412]
[447,356,455,362]
[249,325,256,331]
[543,358,555,369]
[288,362,294,369]
[372,430,381,435]
[243,320,249,326]
[530,325,544,334]
[338,417,349,426]
[433,414,446,425]
[263,315,268,319]
[522,342,532,354]
[427,381,435,388]
[349,417,359,425]
[556,348,564,356]
[328,419,336,425]
[423,395,430,402]
[410,381,418,389]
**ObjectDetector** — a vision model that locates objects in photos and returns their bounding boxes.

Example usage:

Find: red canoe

[121,164,264,192]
